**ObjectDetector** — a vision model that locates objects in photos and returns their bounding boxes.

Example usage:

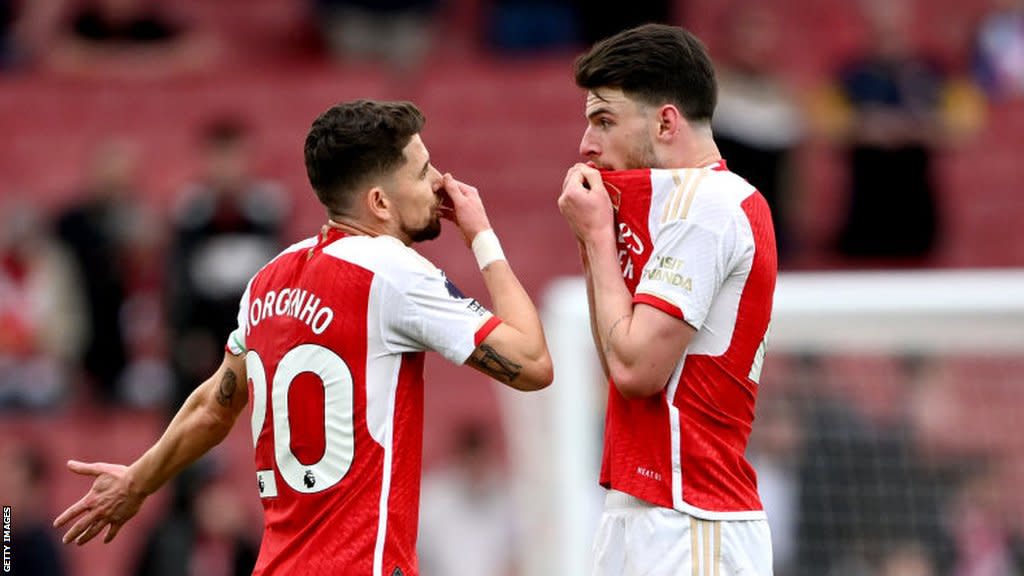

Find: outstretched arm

[54,351,249,545]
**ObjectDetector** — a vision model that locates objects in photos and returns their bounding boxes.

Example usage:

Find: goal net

[499,269,1024,576]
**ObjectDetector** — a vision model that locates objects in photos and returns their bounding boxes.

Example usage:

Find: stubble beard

[625,135,661,170]
[407,214,442,243]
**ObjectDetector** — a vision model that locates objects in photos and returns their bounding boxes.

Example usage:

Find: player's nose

[429,167,444,191]
[579,128,599,159]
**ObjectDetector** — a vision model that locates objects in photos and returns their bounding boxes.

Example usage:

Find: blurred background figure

[418,421,519,576]
[972,0,1024,101]
[947,461,1024,576]
[748,390,805,576]
[312,0,439,72]
[485,0,578,55]
[574,0,671,46]
[0,202,83,410]
[116,206,173,409]
[0,442,68,575]
[55,138,148,406]
[783,354,868,576]
[878,540,938,576]
[0,0,57,71]
[45,0,216,79]
[0,0,16,68]
[133,458,258,576]
[712,3,804,266]
[167,117,287,410]
[795,353,957,576]
[821,0,950,265]
[0,0,29,70]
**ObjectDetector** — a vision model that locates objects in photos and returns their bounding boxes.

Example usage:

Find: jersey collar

[704,159,728,172]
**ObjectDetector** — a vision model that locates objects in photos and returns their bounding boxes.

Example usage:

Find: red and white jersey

[599,160,777,520]
[225,227,500,576]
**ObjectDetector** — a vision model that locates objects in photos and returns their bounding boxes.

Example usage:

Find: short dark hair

[574,23,717,123]
[304,99,425,216]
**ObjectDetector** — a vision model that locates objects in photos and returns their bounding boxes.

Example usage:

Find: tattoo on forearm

[604,314,632,354]
[468,344,522,383]
[216,369,238,406]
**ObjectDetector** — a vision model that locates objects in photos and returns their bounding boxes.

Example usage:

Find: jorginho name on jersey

[225,227,500,576]
[600,160,777,521]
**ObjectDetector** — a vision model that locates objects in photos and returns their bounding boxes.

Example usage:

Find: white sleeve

[383,271,499,365]
[634,215,736,330]
[225,279,252,356]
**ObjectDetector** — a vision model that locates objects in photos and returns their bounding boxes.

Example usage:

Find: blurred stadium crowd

[0,0,1022,575]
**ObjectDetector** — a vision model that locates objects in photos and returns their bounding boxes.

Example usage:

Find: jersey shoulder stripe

[654,169,756,230]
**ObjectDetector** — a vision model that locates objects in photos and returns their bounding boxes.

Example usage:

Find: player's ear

[655,104,683,141]
[365,186,392,221]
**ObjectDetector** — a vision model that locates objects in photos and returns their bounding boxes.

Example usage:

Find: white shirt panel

[323,235,492,365]
[364,273,403,446]
[636,170,758,356]
[636,171,730,328]
[690,217,755,357]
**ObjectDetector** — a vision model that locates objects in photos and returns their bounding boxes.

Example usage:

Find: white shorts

[591,490,773,576]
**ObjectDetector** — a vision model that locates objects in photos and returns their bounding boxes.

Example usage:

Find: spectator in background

[168,118,287,409]
[792,354,878,576]
[0,442,67,575]
[0,0,60,71]
[0,0,12,61]
[748,390,804,576]
[117,207,174,408]
[713,5,804,265]
[947,461,1024,576]
[819,0,950,265]
[418,422,519,576]
[0,202,84,409]
[313,0,438,72]
[878,540,938,576]
[795,354,956,576]
[46,0,215,79]
[973,0,1024,100]
[0,0,24,69]
[574,0,671,46]
[55,138,146,405]
[485,0,578,54]
[134,458,257,576]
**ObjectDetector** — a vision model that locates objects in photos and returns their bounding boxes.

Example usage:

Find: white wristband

[471,229,506,270]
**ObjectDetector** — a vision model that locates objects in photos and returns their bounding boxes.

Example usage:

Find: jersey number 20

[247,345,355,495]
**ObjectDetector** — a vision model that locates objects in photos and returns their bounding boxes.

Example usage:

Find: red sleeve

[633,293,684,320]
[473,316,502,346]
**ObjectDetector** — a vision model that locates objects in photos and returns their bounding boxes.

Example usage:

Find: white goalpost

[499,269,1024,576]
